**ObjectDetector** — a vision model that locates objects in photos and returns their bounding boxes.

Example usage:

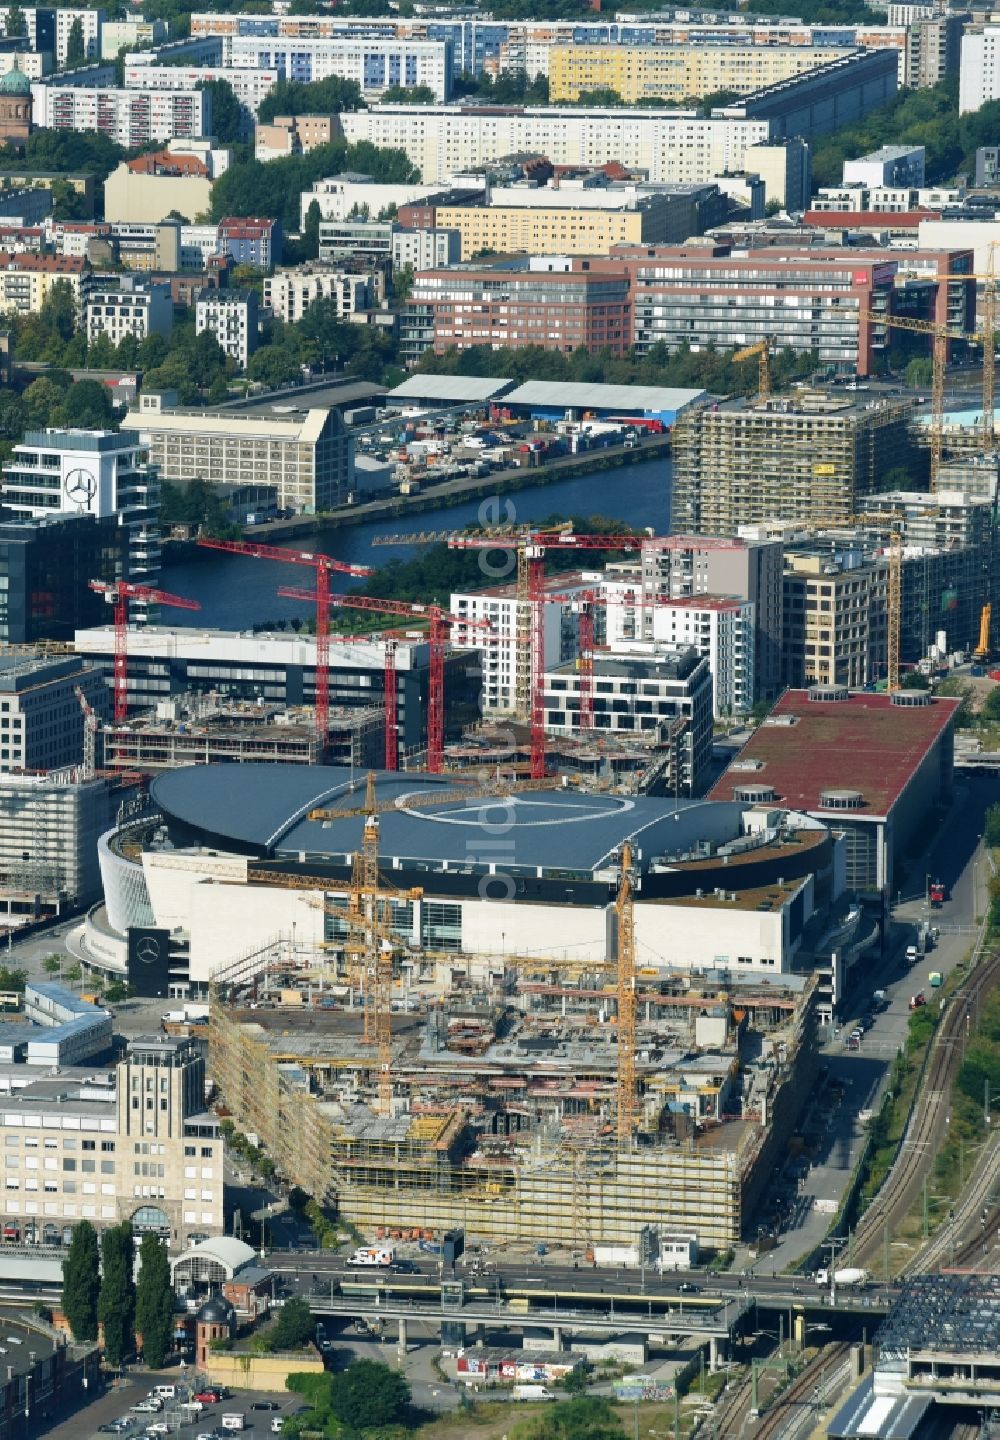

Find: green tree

[257,75,364,123]
[98,1222,136,1367]
[197,77,243,144]
[41,955,62,975]
[4,4,25,36]
[271,1297,315,1350]
[905,356,934,389]
[135,1234,173,1369]
[64,16,86,66]
[58,379,113,430]
[104,981,129,1003]
[300,199,321,261]
[380,83,436,103]
[574,87,623,106]
[986,803,1000,848]
[901,670,930,689]
[62,1220,100,1342]
[0,966,25,991]
[513,1397,623,1439]
[330,1360,411,1429]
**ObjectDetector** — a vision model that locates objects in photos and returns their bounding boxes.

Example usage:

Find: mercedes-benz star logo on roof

[136,936,160,965]
[64,468,97,506]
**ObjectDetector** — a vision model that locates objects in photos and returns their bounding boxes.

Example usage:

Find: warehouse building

[710,686,958,897]
[499,380,704,428]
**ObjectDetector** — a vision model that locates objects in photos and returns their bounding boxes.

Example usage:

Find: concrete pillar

[794,1315,806,1351]
[709,1337,719,1372]
[552,1326,563,1351]
[397,1317,408,1356]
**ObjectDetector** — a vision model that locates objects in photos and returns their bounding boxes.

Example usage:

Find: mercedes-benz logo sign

[64,468,97,506]
[136,936,160,965]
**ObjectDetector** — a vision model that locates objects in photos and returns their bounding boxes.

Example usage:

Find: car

[132,1403,162,1415]
[678,1281,700,1293]
[391,1259,419,1274]
[99,1425,123,1433]
[271,1422,284,1435]
[251,1403,280,1412]
[145,1425,170,1435]
[194,1394,221,1406]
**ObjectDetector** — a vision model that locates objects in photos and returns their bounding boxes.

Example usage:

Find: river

[164,454,672,631]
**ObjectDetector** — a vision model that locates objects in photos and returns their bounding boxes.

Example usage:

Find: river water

[165,454,672,630]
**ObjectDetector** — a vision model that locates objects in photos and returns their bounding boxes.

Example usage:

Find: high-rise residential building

[123,64,278,137]
[782,550,883,689]
[85,276,173,348]
[602,593,755,717]
[340,106,773,189]
[30,85,208,148]
[670,392,918,537]
[123,393,353,514]
[227,34,452,101]
[549,42,859,103]
[0,513,130,645]
[960,22,1000,112]
[403,261,632,363]
[1,429,159,616]
[195,288,258,369]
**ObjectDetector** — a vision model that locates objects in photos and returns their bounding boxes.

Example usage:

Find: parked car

[251,1403,280,1412]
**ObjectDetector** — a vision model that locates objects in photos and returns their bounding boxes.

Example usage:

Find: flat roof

[387,375,515,403]
[709,690,958,818]
[502,381,704,413]
[876,1273,1000,1360]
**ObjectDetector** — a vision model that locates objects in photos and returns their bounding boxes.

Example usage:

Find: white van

[271,1420,284,1434]
[154,1387,177,1400]
[222,1416,247,1432]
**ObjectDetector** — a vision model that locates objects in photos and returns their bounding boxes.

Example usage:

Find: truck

[512,1385,554,1401]
[814,1268,869,1287]
[348,1245,394,1268]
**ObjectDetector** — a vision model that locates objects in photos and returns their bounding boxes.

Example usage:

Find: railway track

[750,1343,852,1440]
[852,945,1000,1270]
[906,1127,1000,1274]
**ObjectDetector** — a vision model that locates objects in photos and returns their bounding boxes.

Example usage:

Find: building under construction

[210,961,818,1252]
[670,390,918,535]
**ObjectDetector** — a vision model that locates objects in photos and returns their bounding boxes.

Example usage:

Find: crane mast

[616,841,637,1147]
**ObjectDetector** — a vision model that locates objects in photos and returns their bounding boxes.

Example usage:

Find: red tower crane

[277,589,492,773]
[89,581,201,723]
[196,539,373,747]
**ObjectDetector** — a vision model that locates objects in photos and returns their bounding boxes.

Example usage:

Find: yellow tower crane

[733,337,772,402]
[615,840,637,1147]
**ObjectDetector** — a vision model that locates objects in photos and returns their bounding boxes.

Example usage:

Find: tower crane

[75,686,98,781]
[277,588,494,773]
[89,581,201,722]
[197,539,372,748]
[371,528,645,779]
[615,840,637,1147]
[733,337,773,402]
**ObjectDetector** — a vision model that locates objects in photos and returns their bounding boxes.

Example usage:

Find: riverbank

[163,433,670,561]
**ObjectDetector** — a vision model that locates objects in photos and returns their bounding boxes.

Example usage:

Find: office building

[2,429,159,613]
[782,550,884,689]
[0,513,130,645]
[543,645,714,791]
[123,392,352,514]
[228,35,451,101]
[549,42,859,104]
[612,245,974,373]
[671,391,918,535]
[0,1033,223,1248]
[195,288,258,369]
[263,268,371,324]
[85,276,173,347]
[405,261,632,362]
[30,85,208,148]
[602,593,755,718]
[0,654,107,774]
[318,219,393,264]
[340,106,773,189]
[843,144,925,186]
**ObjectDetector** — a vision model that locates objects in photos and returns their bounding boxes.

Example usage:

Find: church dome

[0,63,31,96]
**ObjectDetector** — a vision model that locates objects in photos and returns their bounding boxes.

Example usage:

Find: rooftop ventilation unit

[808,684,849,702]
[819,788,865,810]
[891,689,932,707]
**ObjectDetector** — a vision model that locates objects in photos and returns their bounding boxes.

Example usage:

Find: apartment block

[123,391,354,514]
[195,288,258,370]
[611,245,974,374]
[31,85,208,147]
[264,268,370,323]
[298,176,448,229]
[671,392,918,536]
[782,551,882,688]
[602,593,755,717]
[123,63,279,137]
[255,113,341,163]
[960,23,1000,112]
[712,50,898,140]
[392,227,460,272]
[1,7,105,64]
[85,276,173,347]
[102,18,168,59]
[843,143,925,186]
[340,106,772,188]
[228,35,451,101]
[404,260,631,363]
[2,428,159,610]
[549,42,857,104]
[0,253,87,313]
[218,216,280,268]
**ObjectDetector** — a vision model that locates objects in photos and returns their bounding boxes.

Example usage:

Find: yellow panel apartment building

[549,43,856,103]
[434,200,665,259]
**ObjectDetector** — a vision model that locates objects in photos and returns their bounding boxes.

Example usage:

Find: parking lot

[42,1378,306,1440]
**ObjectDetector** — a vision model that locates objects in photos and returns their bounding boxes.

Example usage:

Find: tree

[271,1297,315,1351]
[330,1360,410,1429]
[901,670,930,689]
[64,16,86,66]
[104,981,129,1003]
[135,1234,173,1368]
[197,77,243,145]
[98,1222,136,1367]
[380,84,436,103]
[905,356,934,389]
[41,955,62,975]
[58,379,113,430]
[300,199,321,261]
[50,178,89,222]
[4,4,25,36]
[514,1397,623,1439]
[986,803,1000,848]
[62,1221,100,1342]
[0,966,25,991]
[257,76,364,123]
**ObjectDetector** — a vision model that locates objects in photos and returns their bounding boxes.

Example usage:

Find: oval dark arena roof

[150,765,741,875]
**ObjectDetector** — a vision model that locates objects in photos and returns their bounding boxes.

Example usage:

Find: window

[184,1145,196,1157]
[82,1140,95,1151]
[100,1161,114,1175]
[101,1141,115,1153]
[200,1146,213,1158]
